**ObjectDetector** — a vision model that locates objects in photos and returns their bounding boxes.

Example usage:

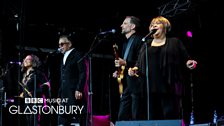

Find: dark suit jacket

[122,34,144,94]
[58,48,86,106]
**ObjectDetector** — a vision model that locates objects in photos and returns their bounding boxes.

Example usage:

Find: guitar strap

[123,36,135,60]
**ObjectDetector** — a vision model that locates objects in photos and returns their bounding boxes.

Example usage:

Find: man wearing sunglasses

[57,33,87,126]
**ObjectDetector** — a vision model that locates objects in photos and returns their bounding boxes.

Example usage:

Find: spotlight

[186,31,192,38]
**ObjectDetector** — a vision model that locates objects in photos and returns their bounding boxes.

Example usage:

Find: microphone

[141,29,157,42]
[6,99,14,103]
[98,29,116,35]
[57,47,62,53]
[9,61,21,65]
[50,48,62,54]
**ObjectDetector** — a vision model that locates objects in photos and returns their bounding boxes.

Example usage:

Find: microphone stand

[144,41,150,120]
[77,35,103,126]
[141,34,151,120]
[141,31,156,120]
[189,72,195,125]
[0,87,4,126]
[33,74,37,126]
[0,89,16,126]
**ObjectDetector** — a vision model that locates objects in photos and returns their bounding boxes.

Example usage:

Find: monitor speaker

[115,119,183,126]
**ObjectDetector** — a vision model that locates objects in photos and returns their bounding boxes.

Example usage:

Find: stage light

[186,31,192,38]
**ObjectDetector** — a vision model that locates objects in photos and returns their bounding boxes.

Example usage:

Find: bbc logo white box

[25,98,43,104]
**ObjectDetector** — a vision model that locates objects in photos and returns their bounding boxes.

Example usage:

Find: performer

[128,16,197,120]
[113,16,144,120]
[57,33,87,126]
[19,54,50,126]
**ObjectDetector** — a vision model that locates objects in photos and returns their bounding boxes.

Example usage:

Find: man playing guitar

[112,16,144,121]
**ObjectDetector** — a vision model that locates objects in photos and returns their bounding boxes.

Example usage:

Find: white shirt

[63,48,74,65]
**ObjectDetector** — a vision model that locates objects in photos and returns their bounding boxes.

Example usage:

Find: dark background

[0,0,224,125]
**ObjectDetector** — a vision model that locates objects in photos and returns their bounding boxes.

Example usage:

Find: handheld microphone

[99,29,116,35]
[142,29,157,41]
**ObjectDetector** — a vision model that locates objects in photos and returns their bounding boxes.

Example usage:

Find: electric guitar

[113,44,125,96]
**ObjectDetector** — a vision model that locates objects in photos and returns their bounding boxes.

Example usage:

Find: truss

[158,0,191,17]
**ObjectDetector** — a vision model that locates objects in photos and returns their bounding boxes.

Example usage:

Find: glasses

[59,42,69,46]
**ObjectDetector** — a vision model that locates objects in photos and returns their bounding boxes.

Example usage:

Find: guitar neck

[113,43,124,95]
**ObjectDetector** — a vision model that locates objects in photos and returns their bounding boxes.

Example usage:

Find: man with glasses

[57,33,87,126]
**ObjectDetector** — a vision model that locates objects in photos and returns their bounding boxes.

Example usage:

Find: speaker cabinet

[217,119,224,126]
[115,119,183,126]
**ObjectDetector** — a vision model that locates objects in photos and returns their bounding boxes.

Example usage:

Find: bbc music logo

[24,98,69,104]
[9,98,84,115]
[25,98,44,104]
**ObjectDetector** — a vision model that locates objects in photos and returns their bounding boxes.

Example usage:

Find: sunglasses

[59,42,69,46]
